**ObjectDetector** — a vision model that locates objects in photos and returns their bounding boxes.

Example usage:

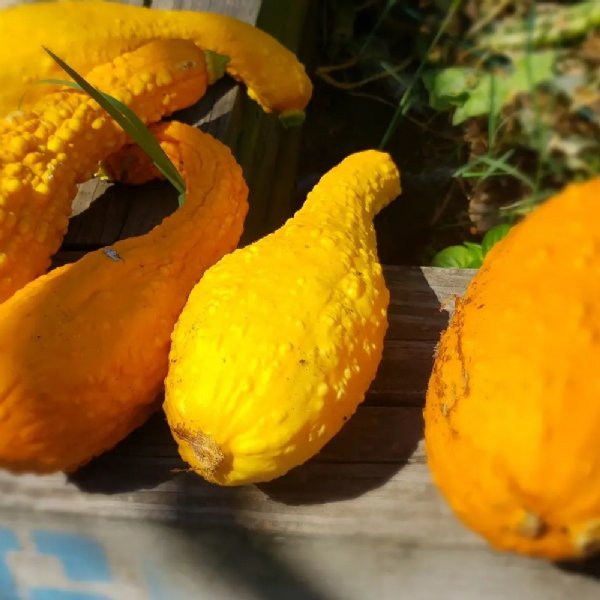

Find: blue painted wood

[32,531,113,584]
[0,528,19,600]
[29,589,112,600]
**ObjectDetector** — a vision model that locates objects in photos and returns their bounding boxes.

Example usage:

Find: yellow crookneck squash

[0,0,312,123]
[425,177,600,560]
[0,120,248,474]
[164,150,401,486]
[0,39,212,304]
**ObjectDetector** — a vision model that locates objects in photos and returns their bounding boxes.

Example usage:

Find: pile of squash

[1,0,598,564]
[0,1,399,484]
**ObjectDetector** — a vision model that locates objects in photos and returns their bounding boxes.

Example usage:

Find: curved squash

[164,150,401,486]
[0,0,312,122]
[0,39,209,304]
[424,177,600,560]
[0,121,248,474]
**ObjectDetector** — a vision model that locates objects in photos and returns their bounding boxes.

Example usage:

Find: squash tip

[279,109,306,128]
[203,50,230,85]
[516,511,546,539]
[571,519,600,557]
[173,426,225,481]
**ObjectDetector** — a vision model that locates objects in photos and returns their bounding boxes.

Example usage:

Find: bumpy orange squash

[425,177,600,560]
[0,0,312,121]
[0,39,211,303]
[0,121,248,474]
[164,150,401,486]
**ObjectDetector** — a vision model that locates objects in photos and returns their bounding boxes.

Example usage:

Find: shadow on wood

[164,509,337,600]
[260,408,424,505]
[68,412,183,494]
[65,179,179,248]
[555,555,600,581]
[69,267,448,507]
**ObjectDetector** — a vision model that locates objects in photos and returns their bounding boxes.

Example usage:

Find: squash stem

[279,109,306,128]
[174,426,225,482]
[203,50,230,85]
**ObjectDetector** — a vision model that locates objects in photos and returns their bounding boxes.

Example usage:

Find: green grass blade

[378,0,463,149]
[455,149,514,178]
[455,149,538,190]
[42,48,186,203]
[99,93,186,194]
[360,0,398,56]
[475,155,536,189]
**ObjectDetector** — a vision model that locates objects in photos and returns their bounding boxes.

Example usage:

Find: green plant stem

[43,47,186,203]
[378,0,462,149]
[359,0,397,56]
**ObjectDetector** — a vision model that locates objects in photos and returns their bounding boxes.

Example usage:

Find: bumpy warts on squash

[0,121,248,474]
[164,150,401,486]
[0,39,211,304]
[0,0,312,123]
[425,177,600,560]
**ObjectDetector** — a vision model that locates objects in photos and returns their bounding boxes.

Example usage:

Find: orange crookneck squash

[0,39,214,304]
[425,177,600,560]
[0,120,248,474]
[0,0,312,123]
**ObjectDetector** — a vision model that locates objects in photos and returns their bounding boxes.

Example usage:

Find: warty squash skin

[424,177,600,560]
[164,150,401,486]
[0,39,210,303]
[0,0,312,122]
[0,121,248,474]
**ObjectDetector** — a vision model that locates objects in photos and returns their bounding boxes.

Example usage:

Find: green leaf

[202,50,230,84]
[378,0,462,148]
[421,68,473,112]
[42,48,186,205]
[422,50,557,124]
[463,241,484,264]
[431,244,483,269]
[481,224,512,256]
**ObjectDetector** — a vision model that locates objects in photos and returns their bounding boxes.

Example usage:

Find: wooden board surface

[1,0,599,598]
[1,264,599,598]
[0,266,473,537]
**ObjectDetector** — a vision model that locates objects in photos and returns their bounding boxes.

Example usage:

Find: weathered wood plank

[0,436,468,542]
[371,266,473,404]
[2,510,598,600]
